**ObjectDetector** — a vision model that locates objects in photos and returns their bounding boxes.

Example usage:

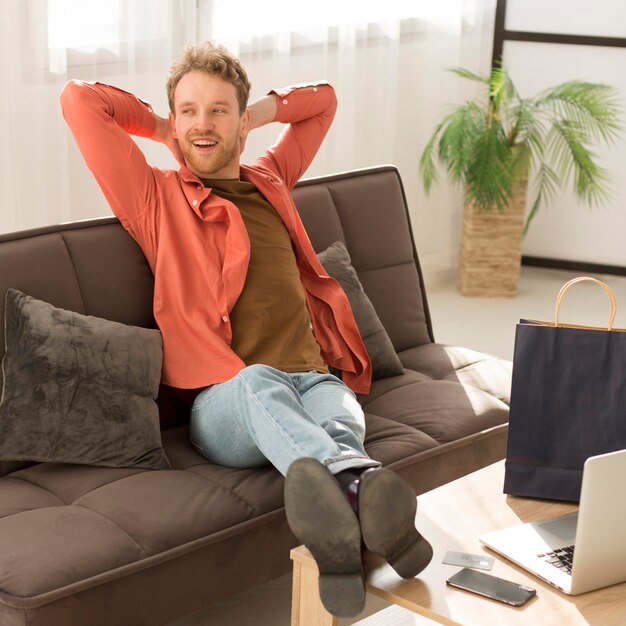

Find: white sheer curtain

[0,0,195,235]
[200,0,497,276]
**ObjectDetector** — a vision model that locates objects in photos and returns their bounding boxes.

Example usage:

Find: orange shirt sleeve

[254,83,337,190]
[60,80,159,237]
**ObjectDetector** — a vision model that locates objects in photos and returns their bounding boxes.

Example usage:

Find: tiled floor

[174,266,626,625]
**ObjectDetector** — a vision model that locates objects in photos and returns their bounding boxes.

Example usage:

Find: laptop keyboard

[538,545,575,575]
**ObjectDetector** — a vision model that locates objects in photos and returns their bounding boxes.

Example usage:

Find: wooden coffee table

[291,460,626,625]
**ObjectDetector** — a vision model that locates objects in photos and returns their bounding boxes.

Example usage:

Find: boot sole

[284,458,365,617]
[359,469,433,578]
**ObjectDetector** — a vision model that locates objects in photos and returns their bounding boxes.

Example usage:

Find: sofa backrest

[292,166,433,352]
[0,165,432,449]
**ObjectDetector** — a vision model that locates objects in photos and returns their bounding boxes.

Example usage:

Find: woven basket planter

[458,179,528,297]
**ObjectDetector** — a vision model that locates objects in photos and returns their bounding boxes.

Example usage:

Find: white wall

[504,0,626,266]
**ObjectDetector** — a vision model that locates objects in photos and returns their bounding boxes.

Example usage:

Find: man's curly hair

[166,42,251,115]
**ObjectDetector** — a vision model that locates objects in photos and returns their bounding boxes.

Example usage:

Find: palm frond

[465,118,512,212]
[489,66,517,114]
[419,102,487,192]
[419,123,444,192]
[509,100,539,145]
[544,124,575,182]
[437,102,487,183]
[448,67,489,84]
[509,144,531,186]
[524,163,560,235]
[524,114,549,161]
[547,120,610,205]
[535,81,621,145]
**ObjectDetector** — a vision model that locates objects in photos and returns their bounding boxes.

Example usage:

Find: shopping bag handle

[555,276,617,329]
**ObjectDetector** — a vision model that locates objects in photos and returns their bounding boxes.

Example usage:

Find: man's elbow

[59,79,97,119]
[60,78,82,102]
[59,79,83,116]
[319,83,338,120]
[299,83,336,130]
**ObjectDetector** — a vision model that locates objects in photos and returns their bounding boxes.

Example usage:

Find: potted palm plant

[420,66,621,296]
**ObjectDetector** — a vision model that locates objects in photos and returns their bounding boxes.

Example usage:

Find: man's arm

[248,95,279,132]
[61,81,164,236]
[251,84,337,189]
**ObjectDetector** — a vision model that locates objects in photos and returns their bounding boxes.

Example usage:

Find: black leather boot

[340,467,433,579]
[284,458,365,618]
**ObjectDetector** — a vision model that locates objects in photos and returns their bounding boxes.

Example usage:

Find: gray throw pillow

[318,242,404,380]
[0,289,170,470]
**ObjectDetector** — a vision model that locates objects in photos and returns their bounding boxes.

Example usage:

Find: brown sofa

[0,165,511,625]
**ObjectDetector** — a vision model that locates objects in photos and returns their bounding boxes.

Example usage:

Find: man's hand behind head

[152,114,185,166]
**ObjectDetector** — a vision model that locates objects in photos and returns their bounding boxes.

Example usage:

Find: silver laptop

[480,448,626,595]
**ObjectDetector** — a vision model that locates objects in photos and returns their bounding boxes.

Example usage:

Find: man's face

[170,71,249,179]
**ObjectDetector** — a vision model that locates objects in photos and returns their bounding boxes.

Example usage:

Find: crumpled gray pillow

[0,289,170,470]
[318,242,404,380]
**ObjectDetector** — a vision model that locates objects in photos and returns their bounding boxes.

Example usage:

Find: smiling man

[61,42,432,617]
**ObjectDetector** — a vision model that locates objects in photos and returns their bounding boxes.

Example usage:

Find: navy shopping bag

[504,277,626,502]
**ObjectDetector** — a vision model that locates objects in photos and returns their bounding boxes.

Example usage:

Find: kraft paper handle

[554,276,617,330]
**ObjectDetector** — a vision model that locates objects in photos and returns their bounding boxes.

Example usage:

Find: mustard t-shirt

[204,178,328,374]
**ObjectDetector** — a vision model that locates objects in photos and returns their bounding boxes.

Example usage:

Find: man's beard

[180,133,240,178]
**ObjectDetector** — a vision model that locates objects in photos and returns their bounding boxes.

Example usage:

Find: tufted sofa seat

[0,166,511,625]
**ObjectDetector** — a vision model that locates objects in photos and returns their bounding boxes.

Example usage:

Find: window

[46,0,173,71]
[207,0,470,48]
[48,0,125,52]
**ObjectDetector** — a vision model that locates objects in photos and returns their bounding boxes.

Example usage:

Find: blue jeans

[189,364,380,476]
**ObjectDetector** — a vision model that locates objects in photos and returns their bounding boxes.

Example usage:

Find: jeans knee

[237,364,285,386]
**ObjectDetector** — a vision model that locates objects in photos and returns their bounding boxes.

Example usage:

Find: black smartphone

[446,568,537,607]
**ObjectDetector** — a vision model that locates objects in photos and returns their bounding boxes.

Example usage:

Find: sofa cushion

[358,343,511,469]
[318,241,404,380]
[0,289,169,470]
[0,427,286,602]
[398,343,512,405]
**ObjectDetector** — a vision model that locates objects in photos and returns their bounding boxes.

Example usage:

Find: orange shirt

[61,80,372,394]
